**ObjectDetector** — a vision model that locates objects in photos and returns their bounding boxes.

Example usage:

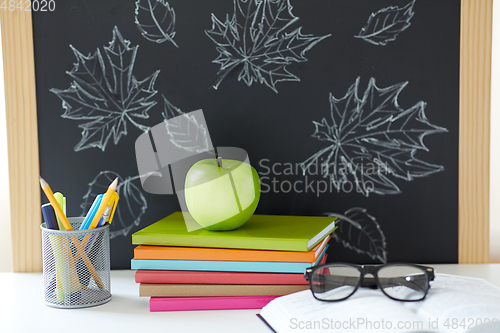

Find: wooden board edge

[459,0,493,263]
[0,10,42,272]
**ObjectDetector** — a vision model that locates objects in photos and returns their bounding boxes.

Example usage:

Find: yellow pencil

[39,177,72,231]
[88,177,118,229]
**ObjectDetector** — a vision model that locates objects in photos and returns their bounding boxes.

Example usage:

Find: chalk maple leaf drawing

[355,0,415,46]
[327,207,387,263]
[205,0,330,93]
[135,0,178,47]
[301,77,447,196]
[81,171,147,239]
[51,26,160,151]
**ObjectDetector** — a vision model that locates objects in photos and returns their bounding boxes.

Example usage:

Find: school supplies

[134,235,331,262]
[41,204,65,302]
[88,177,118,229]
[132,212,337,251]
[150,296,278,312]
[97,192,119,227]
[53,192,66,230]
[79,194,103,230]
[140,284,309,297]
[40,204,78,303]
[41,204,59,230]
[97,206,112,228]
[131,211,331,312]
[49,191,78,296]
[39,177,110,300]
[131,245,328,273]
[39,177,72,231]
[79,193,119,232]
[78,193,118,253]
[41,217,111,308]
[135,271,310,285]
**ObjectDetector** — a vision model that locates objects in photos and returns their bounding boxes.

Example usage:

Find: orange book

[134,235,331,263]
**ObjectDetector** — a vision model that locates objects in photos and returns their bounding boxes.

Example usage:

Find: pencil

[39,177,72,231]
[88,177,118,229]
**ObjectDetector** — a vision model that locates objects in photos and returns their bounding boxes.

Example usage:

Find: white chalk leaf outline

[205,0,330,93]
[162,95,210,153]
[51,26,160,152]
[301,77,448,196]
[327,207,387,263]
[355,0,415,46]
[135,0,178,47]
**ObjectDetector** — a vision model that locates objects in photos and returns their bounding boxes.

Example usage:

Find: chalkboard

[32,0,460,269]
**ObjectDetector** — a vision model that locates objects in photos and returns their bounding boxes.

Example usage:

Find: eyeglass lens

[378,265,428,301]
[311,265,360,301]
[311,264,429,301]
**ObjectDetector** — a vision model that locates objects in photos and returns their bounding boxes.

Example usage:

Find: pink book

[150,295,278,311]
[136,254,327,285]
[136,270,308,285]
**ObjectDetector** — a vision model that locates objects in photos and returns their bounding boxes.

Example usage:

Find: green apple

[184,157,261,231]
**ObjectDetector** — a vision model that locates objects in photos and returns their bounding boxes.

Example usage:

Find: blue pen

[41,203,59,230]
[42,203,59,297]
[79,194,103,230]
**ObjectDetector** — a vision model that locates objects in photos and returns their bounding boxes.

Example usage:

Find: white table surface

[1,264,500,333]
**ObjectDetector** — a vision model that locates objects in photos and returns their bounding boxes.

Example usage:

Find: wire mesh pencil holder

[41,217,111,308]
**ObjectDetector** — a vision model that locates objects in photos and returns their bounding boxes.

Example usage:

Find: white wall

[0,22,13,272]
[490,0,500,263]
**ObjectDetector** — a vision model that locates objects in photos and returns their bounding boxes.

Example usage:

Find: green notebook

[132,212,337,252]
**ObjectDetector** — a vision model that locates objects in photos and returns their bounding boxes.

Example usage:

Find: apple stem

[217,156,223,168]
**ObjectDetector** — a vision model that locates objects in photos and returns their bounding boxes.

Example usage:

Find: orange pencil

[39,177,72,231]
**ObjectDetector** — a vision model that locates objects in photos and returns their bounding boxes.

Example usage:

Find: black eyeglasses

[305,263,435,302]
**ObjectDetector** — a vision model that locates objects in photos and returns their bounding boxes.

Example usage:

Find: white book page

[260,274,500,333]
[404,274,500,333]
[260,289,436,333]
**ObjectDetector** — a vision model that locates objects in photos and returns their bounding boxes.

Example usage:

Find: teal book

[132,212,336,252]
[131,246,328,273]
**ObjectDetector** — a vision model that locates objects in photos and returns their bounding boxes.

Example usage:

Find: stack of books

[131,212,336,312]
